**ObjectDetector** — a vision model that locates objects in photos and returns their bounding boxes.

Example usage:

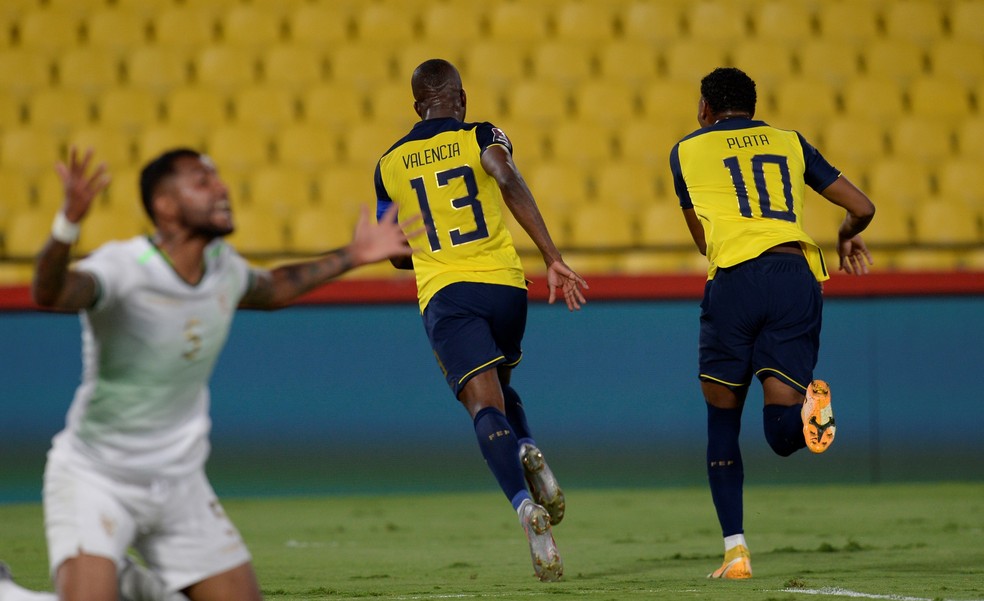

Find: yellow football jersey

[669,118,841,281]
[375,118,526,311]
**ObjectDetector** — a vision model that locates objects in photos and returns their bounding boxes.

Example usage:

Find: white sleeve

[74,241,132,312]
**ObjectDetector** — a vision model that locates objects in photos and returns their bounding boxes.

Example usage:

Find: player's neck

[150,234,208,285]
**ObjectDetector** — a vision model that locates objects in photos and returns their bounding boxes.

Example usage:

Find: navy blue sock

[502,385,534,445]
[707,404,744,537]
[763,404,807,457]
[473,407,532,510]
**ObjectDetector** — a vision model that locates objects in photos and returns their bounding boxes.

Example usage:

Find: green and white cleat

[520,444,565,525]
[519,499,563,582]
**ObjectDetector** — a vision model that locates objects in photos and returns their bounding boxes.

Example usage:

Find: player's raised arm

[480,144,587,310]
[240,204,421,309]
[32,147,109,310]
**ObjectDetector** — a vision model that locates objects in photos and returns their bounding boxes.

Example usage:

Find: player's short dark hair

[700,67,757,116]
[139,148,200,222]
[411,58,461,102]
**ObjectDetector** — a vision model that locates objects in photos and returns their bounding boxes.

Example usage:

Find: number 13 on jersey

[410,165,490,251]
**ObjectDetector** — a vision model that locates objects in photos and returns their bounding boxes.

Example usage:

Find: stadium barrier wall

[1,273,982,501]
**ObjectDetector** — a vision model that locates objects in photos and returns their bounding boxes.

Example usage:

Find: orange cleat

[802,379,836,453]
[708,544,752,579]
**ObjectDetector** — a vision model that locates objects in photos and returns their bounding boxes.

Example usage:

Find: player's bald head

[411,59,462,103]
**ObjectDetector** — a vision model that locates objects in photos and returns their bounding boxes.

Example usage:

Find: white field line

[780,587,984,601]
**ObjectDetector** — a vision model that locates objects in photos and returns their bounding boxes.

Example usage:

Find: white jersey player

[0,147,421,601]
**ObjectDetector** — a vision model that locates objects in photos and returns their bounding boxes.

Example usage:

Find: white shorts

[43,450,252,592]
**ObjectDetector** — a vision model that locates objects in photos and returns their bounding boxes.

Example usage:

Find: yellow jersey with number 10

[669,118,842,282]
[375,118,526,312]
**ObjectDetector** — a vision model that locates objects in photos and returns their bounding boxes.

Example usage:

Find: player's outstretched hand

[55,146,111,223]
[546,260,588,311]
[348,204,424,267]
[838,234,873,275]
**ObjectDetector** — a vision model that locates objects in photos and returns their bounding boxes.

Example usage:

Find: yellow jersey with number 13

[669,118,842,282]
[375,117,526,312]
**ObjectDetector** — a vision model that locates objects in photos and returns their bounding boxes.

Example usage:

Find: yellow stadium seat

[637,202,694,247]
[56,48,121,96]
[316,165,373,212]
[961,248,984,270]
[0,0,38,20]
[951,0,984,44]
[840,77,905,125]
[0,128,61,176]
[457,81,502,125]
[0,93,21,130]
[595,162,659,212]
[617,121,691,169]
[420,4,482,49]
[5,209,52,259]
[125,46,190,92]
[553,2,616,43]
[205,126,271,176]
[233,86,298,132]
[0,169,33,217]
[751,1,813,46]
[18,10,81,56]
[730,41,796,90]
[66,127,132,169]
[276,125,341,172]
[640,78,703,127]
[928,40,984,87]
[163,86,229,131]
[462,42,528,89]
[802,196,847,247]
[820,117,887,168]
[936,159,984,209]
[486,3,549,49]
[352,4,416,45]
[103,167,147,215]
[685,0,749,44]
[491,118,549,167]
[261,45,325,90]
[856,203,912,247]
[908,77,971,125]
[596,41,659,88]
[956,116,984,159]
[507,82,569,128]
[287,206,358,255]
[797,39,861,88]
[246,166,313,216]
[661,39,728,84]
[862,39,926,86]
[814,2,878,46]
[135,125,201,166]
[572,80,639,128]
[219,5,284,49]
[772,77,839,134]
[96,88,160,133]
[390,40,459,90]
[622,250,705,275]
[620,1,685,44]
[301,85,366,133]
[153,7,217,51]
[113,0,174,17]
[882,0,945,46]
[526,162,591,212]
[866,158,933,213]
[341,122,399,168]
[27,89,92,135]
[892,249,962,271]
[529,41,596,89]
[77,210,149,256]
[286,4,351,48]
[85,10,149,56]
[34,170,73,214]
[193,46,259,91]
[913,198,981,245]
[0,50,51,99]
[888,117,953,164]
[548,121,616,168]
[569,204,636,248]
[224,206,287,256]
[328,44,393,90]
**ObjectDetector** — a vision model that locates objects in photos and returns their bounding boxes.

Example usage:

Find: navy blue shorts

[422,282,527,397]
[698,253,822,392]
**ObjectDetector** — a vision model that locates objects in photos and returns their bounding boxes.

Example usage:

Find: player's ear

[413,100,423,119]
[459,88,467,119]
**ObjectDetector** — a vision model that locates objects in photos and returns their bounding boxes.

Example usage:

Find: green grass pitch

[1,483,982,600]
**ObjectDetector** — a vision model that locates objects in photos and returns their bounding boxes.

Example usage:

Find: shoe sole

[802,379,835,453]
[522,448,565,525]
[524,505,564,582]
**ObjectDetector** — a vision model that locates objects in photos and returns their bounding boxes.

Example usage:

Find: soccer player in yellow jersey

[374,59,587,582]
[669,68,875,579]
